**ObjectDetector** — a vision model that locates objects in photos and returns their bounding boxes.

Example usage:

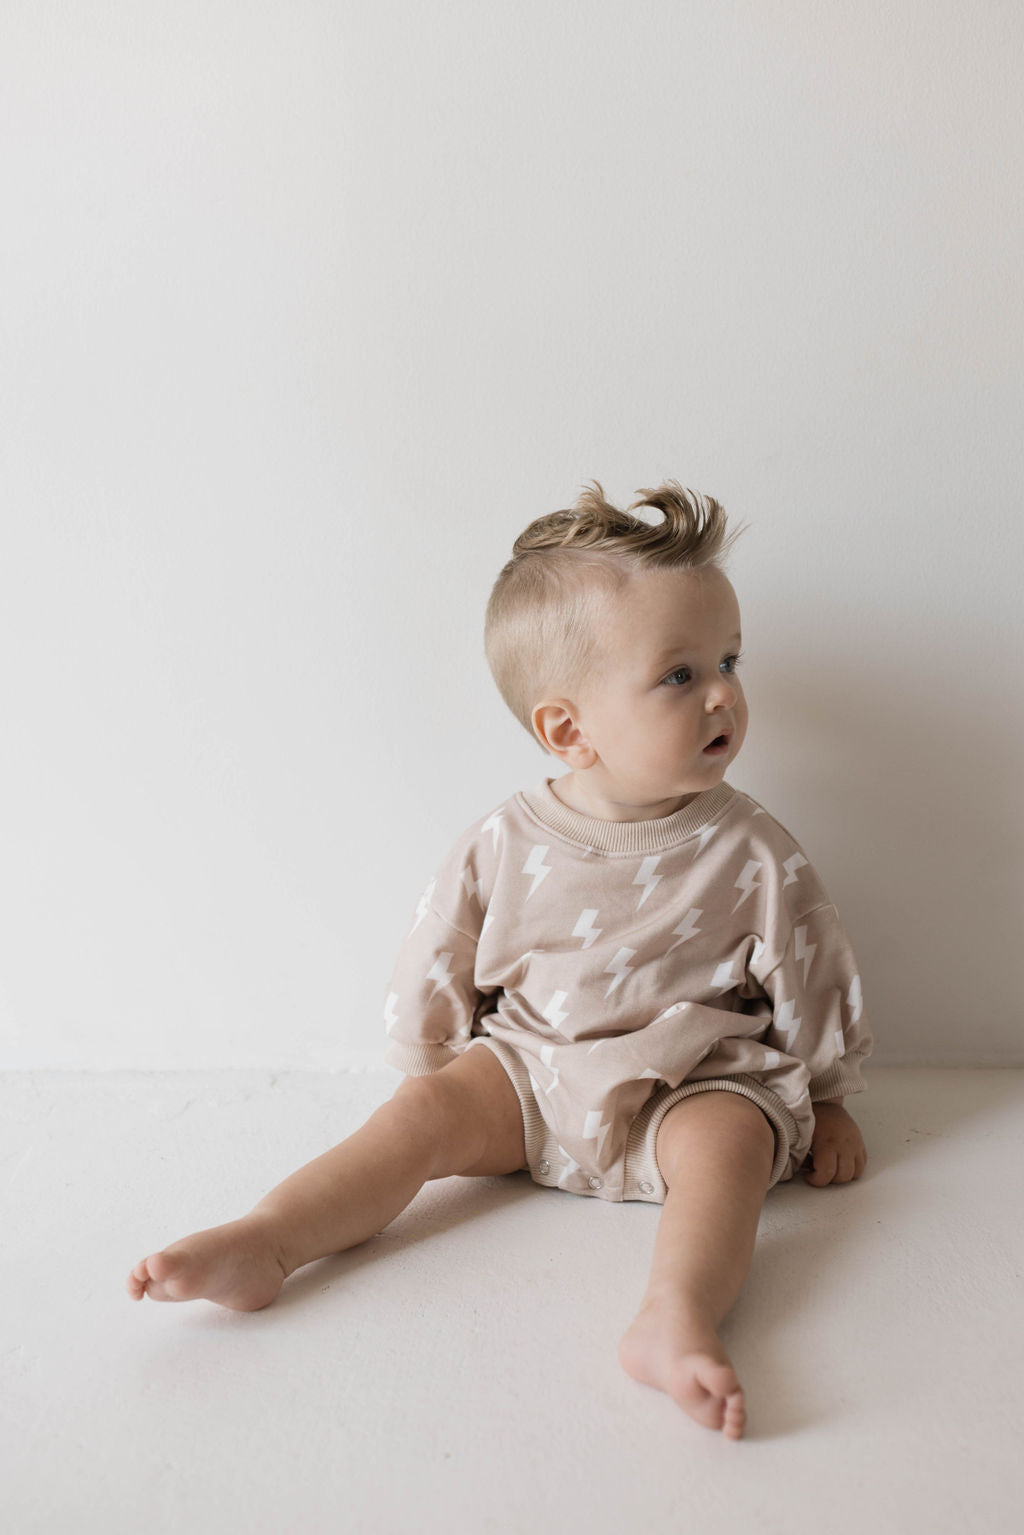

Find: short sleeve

[382,846,491,1076]
[756,903,873,1099]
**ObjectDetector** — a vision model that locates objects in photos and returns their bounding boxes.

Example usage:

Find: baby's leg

[126,1045,526,1310]
[618,1091,774,1441]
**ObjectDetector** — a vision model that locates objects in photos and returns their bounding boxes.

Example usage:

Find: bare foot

[618,1297,748,1439]
[125,1213,289,1312]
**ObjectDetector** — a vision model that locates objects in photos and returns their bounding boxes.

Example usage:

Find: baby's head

[484,480,749,818]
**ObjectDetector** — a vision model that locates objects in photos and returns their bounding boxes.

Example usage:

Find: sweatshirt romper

[383,777,873,1202]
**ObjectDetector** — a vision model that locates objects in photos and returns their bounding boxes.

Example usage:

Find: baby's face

[563,565,748,811]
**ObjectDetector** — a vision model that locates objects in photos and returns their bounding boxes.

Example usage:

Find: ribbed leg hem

[465,1044,802,1203]
[623,1073,800,1199]
[463,1037,550,1175]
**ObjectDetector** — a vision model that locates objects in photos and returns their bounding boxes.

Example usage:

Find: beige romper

[383,777,872,1202]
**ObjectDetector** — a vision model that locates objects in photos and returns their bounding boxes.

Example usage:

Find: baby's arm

[382,839,492,1078]
[757,900,873,1186]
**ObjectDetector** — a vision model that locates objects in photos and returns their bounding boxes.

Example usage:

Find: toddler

[127,480,872,1442]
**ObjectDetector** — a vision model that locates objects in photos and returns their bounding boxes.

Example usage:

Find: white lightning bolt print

[533,1046,562,1097]
[773,997,802,1050]
[695,824,718,856]
[425,953,454,992]
[712,961,741,990]
[556,1148,581,1188]
[522,844,553,899]
[794,924,817,985]
[582,1107,613,1161]
[603,946,637,997]
[481,809,504,852]
[573,908,602,948]
[461,867,484,908]
[411,877,436,933]
[632,855,662,909]
[383,992,399,1035]
[782,852,808,886]
[847,973,863,1022]
[666,907,703,954]
[542,990,570,1031]
[731,860,763,914]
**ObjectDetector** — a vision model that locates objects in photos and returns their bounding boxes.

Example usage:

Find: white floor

[4,1066,1022,1535]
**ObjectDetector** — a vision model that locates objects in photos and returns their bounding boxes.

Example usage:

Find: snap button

[588,1175,602,1189]
[639,1180,655,1195]
[538,1160,550,1175]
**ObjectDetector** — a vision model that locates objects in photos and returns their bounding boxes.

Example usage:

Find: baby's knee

[384,1067,485,1178]
[390,1052,526,1179]
[388,1071,448,1138]
[656,1090,775,1186]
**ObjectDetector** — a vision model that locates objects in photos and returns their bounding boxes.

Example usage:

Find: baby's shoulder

[723,788,832,912]
[421,787,523,887]
[726,789,812,856]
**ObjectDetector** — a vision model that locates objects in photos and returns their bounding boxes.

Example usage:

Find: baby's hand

[803,1103,867,1186]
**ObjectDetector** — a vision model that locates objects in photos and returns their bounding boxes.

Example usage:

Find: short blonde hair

[484,479,747,751]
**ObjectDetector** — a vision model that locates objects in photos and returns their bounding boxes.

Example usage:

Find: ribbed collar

[518,777,737,854]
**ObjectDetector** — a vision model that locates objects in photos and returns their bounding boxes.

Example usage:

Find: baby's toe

[126,1259,151,1300]
[722,1390,747,1439]
[126,1252,186,1302]
[137,1246,202,1302]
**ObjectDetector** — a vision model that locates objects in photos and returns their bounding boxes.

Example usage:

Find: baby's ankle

[639,1286,720,1331]
[242,1206,296,1280]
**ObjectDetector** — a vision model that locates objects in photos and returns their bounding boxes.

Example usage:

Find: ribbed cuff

[383,1040,458,1076]
[809,1052,870,1100]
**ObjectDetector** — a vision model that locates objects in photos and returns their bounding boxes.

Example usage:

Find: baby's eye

[663,652,743,687]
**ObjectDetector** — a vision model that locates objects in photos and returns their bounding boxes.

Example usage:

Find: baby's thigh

[393,1043,527,1179]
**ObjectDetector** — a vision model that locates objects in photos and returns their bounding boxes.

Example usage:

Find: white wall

[2,1,1021,1069]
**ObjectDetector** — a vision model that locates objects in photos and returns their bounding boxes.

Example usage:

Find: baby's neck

[550,773,700,823]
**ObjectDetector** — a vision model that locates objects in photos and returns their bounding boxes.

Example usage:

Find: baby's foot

[125,1213,289,1312]
[618,1298,748,1439]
